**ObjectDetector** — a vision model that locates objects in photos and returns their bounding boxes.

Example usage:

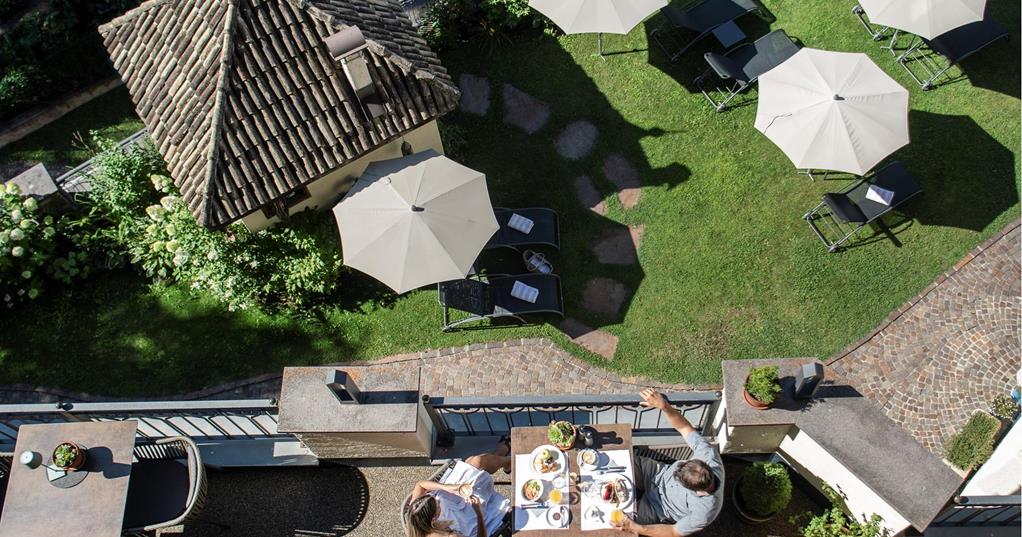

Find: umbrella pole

[596,32,607,61]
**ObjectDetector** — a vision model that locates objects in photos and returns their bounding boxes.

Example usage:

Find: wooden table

[0,421,138,537]
[511,424,636,536]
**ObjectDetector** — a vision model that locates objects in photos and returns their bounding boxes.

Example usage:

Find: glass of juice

[549,488,564,504]
[609,509,627,525]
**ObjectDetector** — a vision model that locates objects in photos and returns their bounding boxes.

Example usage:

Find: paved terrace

[830,220,1021,455]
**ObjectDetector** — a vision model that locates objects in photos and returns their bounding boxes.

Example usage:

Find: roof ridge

[98,0,178,35]
[200,0,241,227]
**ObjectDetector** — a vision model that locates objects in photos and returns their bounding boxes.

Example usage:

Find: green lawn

[0,86,143,170]
[0,0,1018,396]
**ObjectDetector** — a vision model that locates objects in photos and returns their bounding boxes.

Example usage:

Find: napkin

[508,213,534,234]
[46,466,67,482]
[866,185,895,206]
[511,281,539,303]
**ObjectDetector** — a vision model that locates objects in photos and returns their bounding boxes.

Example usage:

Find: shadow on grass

[899,110,1018,232]
[955,2,1021,98]
[438,32,707,330]
[0,270,355,397]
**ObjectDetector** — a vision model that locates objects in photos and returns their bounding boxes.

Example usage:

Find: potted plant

[794,486,890,537]
[990,393,1019,421]
[547,421,576,450]
[52,441,86,471]
[744,365,782,410]
[732,461,792,524]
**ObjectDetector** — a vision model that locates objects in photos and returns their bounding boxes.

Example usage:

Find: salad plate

[529,444,567,476]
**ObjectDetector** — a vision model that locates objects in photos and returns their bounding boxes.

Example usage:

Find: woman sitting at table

[407,438,512,537]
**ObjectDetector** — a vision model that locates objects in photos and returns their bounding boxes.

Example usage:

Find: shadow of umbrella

[897,110,1018,232]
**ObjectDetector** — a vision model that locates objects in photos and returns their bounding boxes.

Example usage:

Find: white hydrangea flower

[21,270,31,279]
[11,246,24,257]
[165,240,180,253]
[19,219,33,230]
[9,228,24,242]
[160,196,177,210]
[145,205,167,220]
[22,198,37,211]
[10,209,22,223]
[27,288,39,299]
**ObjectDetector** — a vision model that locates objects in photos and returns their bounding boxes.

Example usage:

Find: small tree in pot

[52,441,86,471]
[733,461,792,524]
[744,366,782,410]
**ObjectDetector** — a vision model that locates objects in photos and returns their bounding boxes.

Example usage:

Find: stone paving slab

[555,120,598,160]
[558,318,619,359]
[458,73,491,116]
[581,277,630,319]
[829,221,1022,456]
[591,224,644,265]
[502,84,550,134]
[603,153,641,209]
[573,175,608,215]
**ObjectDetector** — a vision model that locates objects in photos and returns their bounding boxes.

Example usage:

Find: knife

[595,466,627,474]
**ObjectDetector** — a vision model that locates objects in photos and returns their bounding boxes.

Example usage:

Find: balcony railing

[930,495,1022,528]
[0,399,284,451]
[423,392,722,448]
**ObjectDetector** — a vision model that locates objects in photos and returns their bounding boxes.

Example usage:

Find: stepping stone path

[458,74,491,116]
[573,175,608,216]
[555,120,598,161]
[581,277,630,318]
[559,318,618,360]
[603,153,642,209]
[502,84,550,134]
[591,225,645,266]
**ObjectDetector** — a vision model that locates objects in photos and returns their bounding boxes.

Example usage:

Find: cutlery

[518,503,547,510]
[594,467,626,474]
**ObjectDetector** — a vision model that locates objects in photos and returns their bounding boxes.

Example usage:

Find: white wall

[962,418,1021,497]
[240,120,444,232]
[779,429,913,536]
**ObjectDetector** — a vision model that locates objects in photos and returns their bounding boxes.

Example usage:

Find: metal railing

[423,392,722,447]
[54,128,149,195]
[930,495,1022,527]
[0,399,284,450]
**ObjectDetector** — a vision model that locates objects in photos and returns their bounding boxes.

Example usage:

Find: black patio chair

[803,161,923,253]
[897,17,1009,90]
[438,273,564,331]
[649,0,764,62]
[486,208,560,250]
[122,437,210,536]
[694,28,800,111]
[0,452,11,513]
[401,461,512,537]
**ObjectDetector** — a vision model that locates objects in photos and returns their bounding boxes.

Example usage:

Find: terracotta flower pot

[52,441,86,471]
[743,376,771,410]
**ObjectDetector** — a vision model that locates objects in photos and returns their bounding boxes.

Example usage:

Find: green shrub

[795,486,890,537]
[52,443,78,467]
[420,0,556,50]
[439,120,469,160]
[944,412,1001,471]
[745,365,781,405]
[0,66,35,113]
[738,461,792,516]
[990,394,1019,420]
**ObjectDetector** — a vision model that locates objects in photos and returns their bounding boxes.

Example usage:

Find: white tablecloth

[578,449,636,531]
[512,453,570,531]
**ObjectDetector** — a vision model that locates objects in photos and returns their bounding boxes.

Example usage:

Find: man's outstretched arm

[612,517,685,537]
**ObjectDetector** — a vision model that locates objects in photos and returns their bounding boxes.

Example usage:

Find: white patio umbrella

[754,48,910,177]
[332,150,499,294]
[858,0,986,40]
[528,0,667,56]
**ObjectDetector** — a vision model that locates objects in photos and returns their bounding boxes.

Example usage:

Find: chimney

[325,26,387,119]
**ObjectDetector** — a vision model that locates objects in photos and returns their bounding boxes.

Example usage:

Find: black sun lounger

[897,17,1009,90]
[650,0,763,62]
[485,207,560,250]
[803,161,923,252]
[438,274,564,331]
[695,28,800,112]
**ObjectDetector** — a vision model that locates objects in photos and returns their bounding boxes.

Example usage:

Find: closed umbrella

[858,0,985,40]
[332,150,499,294]
[529,0,667,56]
[754,48,910,177]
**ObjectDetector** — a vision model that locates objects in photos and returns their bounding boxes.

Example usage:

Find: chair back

[124,437,207,535]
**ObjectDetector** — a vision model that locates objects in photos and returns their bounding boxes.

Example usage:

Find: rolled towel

[508,213,534,234]
[511,281,539,303]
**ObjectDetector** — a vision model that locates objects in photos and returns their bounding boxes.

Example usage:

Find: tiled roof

[100,0,460,228]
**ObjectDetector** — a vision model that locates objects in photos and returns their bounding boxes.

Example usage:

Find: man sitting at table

[612,389,725,537]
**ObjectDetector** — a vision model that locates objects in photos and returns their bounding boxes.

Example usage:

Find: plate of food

[530,445,566,476]
[547,421,577,450]
[545,505,570,528]
[576,448,600,471]
[521,478,546,503]
[598,476,634,509]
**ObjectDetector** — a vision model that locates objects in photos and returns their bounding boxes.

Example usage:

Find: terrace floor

[830,220,1021,455]
[180,460,821,536]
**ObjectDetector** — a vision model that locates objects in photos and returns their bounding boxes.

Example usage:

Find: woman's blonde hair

[408,495,453,537]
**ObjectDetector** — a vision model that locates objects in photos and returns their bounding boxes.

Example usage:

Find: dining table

[0,421,138,537]
[510,423,637,536]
